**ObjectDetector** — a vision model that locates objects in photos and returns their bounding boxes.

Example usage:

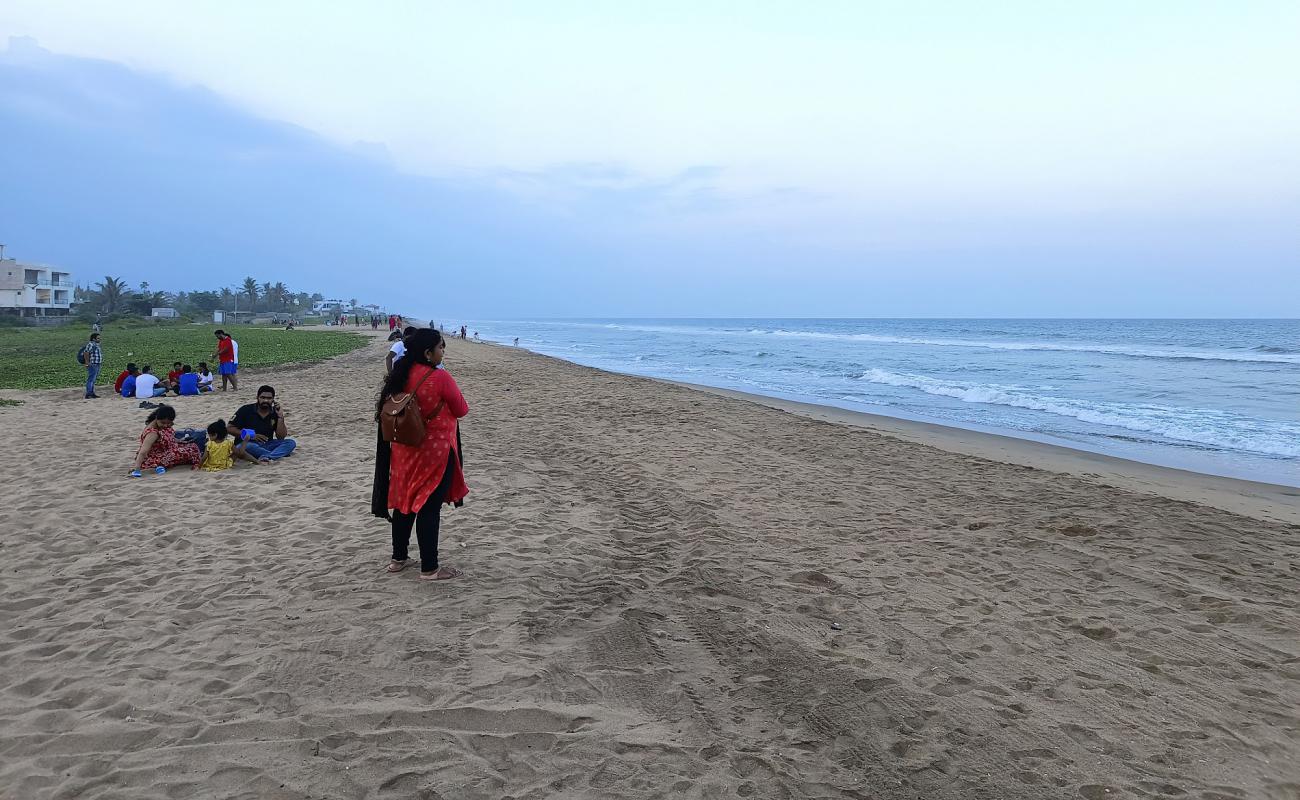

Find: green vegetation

[0,398,21,407]
[0,322,369,390]
[69,274,379,323]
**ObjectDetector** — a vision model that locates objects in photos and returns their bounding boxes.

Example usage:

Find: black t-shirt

[231,404,281,440]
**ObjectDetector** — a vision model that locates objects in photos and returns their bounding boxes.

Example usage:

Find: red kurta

[387,364,469,514]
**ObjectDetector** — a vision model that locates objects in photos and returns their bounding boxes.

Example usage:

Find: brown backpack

[380,370,442,446]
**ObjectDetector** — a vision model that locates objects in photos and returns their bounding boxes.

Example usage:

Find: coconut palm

[241,277,259,309]
[94,276,129,313]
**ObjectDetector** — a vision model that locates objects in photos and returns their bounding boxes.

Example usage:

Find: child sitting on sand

[200,419,265,471]
[196,362,215,393]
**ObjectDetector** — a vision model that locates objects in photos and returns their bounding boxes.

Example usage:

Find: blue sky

[0,2,1297,317]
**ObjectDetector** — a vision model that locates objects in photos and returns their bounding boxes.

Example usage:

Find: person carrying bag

[373,328,469,581]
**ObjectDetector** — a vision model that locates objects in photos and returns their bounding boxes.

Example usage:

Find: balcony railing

[29,279,74,287]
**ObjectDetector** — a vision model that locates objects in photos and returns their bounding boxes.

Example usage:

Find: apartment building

[0,258,75,316]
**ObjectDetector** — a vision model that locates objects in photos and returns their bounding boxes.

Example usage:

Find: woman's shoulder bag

[380,368,443,446]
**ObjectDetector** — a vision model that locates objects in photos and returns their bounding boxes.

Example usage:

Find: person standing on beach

[386,326,416,374]
[377,328,468,581]
[79,333,102,398]
[212,330,238,392]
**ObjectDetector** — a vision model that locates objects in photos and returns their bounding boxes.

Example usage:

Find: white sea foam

[500,320,1300,364]
[858,368,1300,458]
[761,329,1300,365]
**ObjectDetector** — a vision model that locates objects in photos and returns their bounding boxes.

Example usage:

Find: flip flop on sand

[419,566,463,581]
[385,559,408,573]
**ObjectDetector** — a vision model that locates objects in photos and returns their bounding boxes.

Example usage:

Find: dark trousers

[391,449,457,572]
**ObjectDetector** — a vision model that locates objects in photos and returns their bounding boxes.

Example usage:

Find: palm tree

[241,277,258,310]
[95,276,129,313]
[272,282,289,310]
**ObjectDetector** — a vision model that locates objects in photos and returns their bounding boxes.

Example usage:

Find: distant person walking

[212,330,238,392]
[79,333,102,399]
[376,328,468,581]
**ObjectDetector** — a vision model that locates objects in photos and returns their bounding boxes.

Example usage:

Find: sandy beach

[1,330,1297,800]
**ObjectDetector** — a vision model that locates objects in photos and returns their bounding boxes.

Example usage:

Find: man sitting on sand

[177,365,200,396]
[114,363,138,396]
[227,385,296,461]
[134,365,169,398]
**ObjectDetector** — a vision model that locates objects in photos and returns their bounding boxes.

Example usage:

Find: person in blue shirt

[177,365,200,396]
[120,372,138,398]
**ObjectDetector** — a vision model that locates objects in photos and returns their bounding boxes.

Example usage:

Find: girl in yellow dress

[200,419,265,471]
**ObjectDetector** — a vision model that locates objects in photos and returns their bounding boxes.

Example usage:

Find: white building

[312,298,347,314]
[0,259,74,316]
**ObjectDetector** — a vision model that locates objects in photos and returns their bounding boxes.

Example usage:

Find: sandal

[385,559,408,573]
[419,566,463,581]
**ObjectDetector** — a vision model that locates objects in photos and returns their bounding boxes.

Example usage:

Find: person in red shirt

[167,362,183,392]
[211,330,239,392]
[376,328,468,581]
[114,363,138,395]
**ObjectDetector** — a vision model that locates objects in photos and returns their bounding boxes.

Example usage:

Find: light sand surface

[1,332,1298,800]
[671,383,1300,527]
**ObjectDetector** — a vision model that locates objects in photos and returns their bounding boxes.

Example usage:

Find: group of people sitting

[114,362,216,398]
[128,384,297,477]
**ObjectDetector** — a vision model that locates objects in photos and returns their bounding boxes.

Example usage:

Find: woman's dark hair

[376,328,442,418]
[145,404,177,424]
[207,419,227,440]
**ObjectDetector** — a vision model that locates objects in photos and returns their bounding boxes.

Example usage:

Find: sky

[0,1,1297,317]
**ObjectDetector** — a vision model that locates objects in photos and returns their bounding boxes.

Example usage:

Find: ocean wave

[760,329,1300,365]
[1254,344,1299,354]
[858,368,1300,458]
[480,320,1300,364]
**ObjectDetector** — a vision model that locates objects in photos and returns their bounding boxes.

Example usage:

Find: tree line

[76,276,360,318]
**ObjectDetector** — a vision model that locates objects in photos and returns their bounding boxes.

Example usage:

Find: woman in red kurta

[379,328,469,580]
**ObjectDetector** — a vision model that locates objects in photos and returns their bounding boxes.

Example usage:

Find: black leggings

[390,449,457,572]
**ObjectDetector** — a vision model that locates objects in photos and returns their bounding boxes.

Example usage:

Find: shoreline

[469,338,1300,525]
[669,380,1300,526]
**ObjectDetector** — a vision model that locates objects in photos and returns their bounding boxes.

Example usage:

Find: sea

[450,318,1300,487]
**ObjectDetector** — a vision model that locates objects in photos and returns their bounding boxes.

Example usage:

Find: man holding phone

[227,385,296,460]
